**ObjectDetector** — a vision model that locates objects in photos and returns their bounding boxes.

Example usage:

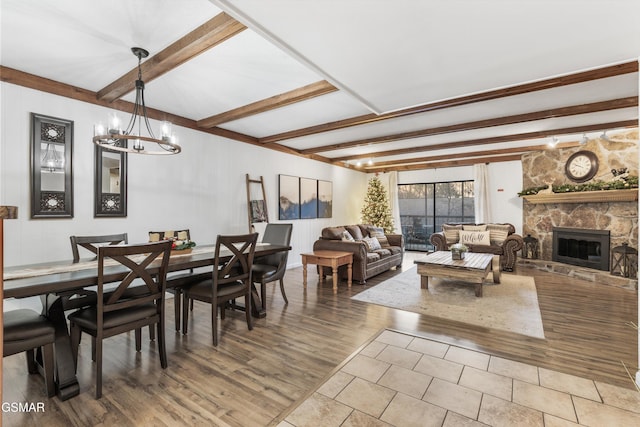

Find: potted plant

[450,243,468,260]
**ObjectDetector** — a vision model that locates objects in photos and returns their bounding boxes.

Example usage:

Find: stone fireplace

[521,133,638,271]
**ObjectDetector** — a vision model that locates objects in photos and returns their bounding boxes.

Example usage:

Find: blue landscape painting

[279,175,300,220]
[300,178,318,219]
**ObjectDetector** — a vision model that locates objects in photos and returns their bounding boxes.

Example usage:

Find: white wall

[397,162,524,233]
[0,82,368,268]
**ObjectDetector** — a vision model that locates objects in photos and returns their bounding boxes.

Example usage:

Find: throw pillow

[459,230,491,246]
[442,224,463,245]
[322,226,346,240]
[346,225,364,241]
[487,224,511,246]
[463,224,487,232]
[367,226,390,247]
[341,230,355,242]
[362,236,382,251]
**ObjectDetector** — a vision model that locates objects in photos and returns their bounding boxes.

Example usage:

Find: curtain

[388,172,402,233]
[474,163,491,223]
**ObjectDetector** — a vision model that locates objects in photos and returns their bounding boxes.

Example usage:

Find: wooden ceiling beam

[363,154,524,173]
[0,66,257,144]
[198,80,337,128]
[330,120,638,162]
[362,142,580,169]
[97,12,246,102]
[259,61,639,144]
[307,98,638,155]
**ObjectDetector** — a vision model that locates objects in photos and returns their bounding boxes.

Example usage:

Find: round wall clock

[565,150,599,183]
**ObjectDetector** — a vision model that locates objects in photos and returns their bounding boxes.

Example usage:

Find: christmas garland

[518,175,638,197]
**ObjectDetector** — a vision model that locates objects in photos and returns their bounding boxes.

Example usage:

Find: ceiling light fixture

[93,47,181,155]
[367,159,374,166]
[547,136,559,148]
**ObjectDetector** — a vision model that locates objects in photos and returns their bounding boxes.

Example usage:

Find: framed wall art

[278,174,300,220]
[300,177,318,219]
[318,180,333,218]
[30,113,73,218]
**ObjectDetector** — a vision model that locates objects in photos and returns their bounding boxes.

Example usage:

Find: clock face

[565,151,598,183]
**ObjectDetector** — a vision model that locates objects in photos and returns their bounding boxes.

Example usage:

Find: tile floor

[278,330,640,427]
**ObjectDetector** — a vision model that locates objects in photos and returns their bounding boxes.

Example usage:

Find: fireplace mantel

[522,189,638,204]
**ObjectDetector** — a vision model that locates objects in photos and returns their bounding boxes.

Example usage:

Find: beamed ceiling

[1,0,639,173]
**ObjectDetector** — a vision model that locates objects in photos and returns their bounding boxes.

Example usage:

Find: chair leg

[158,320,168,369]
[245,292,253,331]
[174,289,182,332]
[42,342,55,398]
[135,328,142,351]
[148,324,155,341]
[182,292,190,334]
[212,304,219,346]
[95,337,103,399]
[25,349,37,374]
[91,337,96,362]
[279,278,289,304]
[260,281,267,309]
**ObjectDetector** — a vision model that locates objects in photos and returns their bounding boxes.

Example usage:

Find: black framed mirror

[30,113,73,218]
[94,142,127,217]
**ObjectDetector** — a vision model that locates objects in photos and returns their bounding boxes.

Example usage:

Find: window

[399,180,474,251]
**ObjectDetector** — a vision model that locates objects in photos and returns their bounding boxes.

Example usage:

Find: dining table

[2,242,291,400]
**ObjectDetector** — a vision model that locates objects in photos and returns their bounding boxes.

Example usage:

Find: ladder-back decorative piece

[246,174,269,232]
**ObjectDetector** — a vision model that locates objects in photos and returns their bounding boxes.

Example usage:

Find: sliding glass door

[399,180,474,251]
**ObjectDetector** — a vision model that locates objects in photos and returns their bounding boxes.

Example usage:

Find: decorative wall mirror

[94,142,127,217]
[30,113,73,218]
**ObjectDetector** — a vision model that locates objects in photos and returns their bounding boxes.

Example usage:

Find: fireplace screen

[552,227,610,271]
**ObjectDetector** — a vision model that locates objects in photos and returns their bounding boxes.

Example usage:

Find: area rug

[352,267,545,339]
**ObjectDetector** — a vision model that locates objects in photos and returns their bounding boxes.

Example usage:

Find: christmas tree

[361,175,395,233]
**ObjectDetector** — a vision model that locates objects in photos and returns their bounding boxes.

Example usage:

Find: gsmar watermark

[2,402,45,413]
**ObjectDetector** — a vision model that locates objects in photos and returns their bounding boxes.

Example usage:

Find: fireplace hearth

[552,227,610,271]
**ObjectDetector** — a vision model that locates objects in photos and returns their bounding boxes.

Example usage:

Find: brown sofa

[313,224,404,284]
[429,223,523,271]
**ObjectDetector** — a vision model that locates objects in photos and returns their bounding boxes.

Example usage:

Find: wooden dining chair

[252,223,293,304]
[67,240,172,398]
[70,233,128,263]
[3,309,56,397]
[181,233,258,346]
[148,229,209,332]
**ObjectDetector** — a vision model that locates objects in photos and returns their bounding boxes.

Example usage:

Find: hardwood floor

[3,253,638,426]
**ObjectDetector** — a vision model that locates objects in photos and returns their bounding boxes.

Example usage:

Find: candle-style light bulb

[108,113,121,135]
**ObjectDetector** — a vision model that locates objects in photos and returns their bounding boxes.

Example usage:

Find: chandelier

[93,47,181,155]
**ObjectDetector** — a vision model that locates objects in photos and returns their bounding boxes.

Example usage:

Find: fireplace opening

[552,227,610,271]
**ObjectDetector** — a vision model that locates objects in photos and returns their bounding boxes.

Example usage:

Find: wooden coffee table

[414,251,500,297]
[301,250,353,293]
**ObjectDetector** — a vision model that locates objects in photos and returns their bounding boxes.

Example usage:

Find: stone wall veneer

[521,131,638,261]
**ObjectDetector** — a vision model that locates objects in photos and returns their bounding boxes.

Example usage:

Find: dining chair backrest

[259,223,293,268]
[148,229,190,242]
[97,241,172,314]
[214,233,259,288]
[70,233,128,263]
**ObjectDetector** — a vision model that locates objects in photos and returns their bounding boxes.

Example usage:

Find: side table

[301,250,353,293]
